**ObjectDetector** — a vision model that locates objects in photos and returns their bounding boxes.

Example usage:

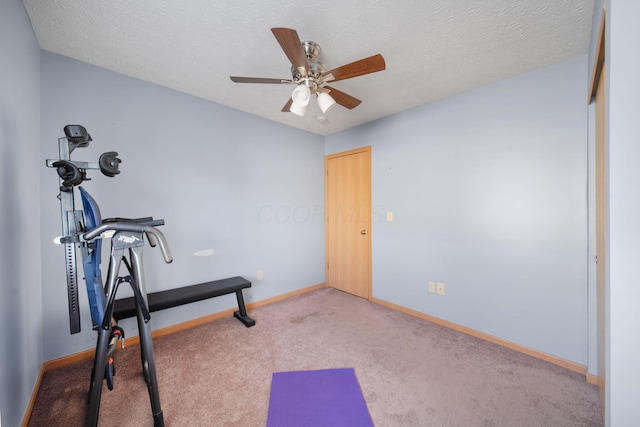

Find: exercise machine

[46,125,172,426]
[45,125,122,333]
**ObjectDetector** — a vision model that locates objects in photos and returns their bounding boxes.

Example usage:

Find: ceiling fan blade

[230,76,292,84]
[322,54,386,83]
[281,98,293,112]
[324,86,362,109]
[271,28,309,74]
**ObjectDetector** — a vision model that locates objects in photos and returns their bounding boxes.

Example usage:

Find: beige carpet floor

[29,287,602,426]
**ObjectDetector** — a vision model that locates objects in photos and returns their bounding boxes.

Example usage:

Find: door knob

[360,229,368,235]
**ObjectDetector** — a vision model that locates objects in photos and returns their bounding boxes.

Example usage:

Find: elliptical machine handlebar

[83,221,173,264]
[143,227,173,264]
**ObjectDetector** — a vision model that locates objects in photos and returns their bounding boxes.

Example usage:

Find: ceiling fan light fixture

[317,92,336,114]
[289,100,307,117]
[230,28,386,119]
[291,84,311,106]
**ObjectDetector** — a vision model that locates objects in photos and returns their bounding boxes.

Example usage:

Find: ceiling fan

[230,28,386,117]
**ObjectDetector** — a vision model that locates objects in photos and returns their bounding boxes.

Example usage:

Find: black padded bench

[112,276,255,327]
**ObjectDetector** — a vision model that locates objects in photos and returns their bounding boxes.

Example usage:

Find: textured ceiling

[24,0,595,136]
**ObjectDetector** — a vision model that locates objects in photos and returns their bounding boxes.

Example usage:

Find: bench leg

[233,289,256,327]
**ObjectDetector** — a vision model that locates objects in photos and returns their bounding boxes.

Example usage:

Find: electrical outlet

[257,270,263,281]
[436,282,445,295]
[387,212,393,222]
[428,281,436,293]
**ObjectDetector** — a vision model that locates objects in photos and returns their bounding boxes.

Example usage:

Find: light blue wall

[0,1,43,426]
[606,1,640,425]
[39,52,326,360]
[326,55,589,364]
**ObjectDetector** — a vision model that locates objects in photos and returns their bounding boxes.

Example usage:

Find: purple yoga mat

[266,368,374,427]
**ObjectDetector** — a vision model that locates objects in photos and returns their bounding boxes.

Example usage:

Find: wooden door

[325,147,371,299]
[595,62,607,415]
[591,8,606,416]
